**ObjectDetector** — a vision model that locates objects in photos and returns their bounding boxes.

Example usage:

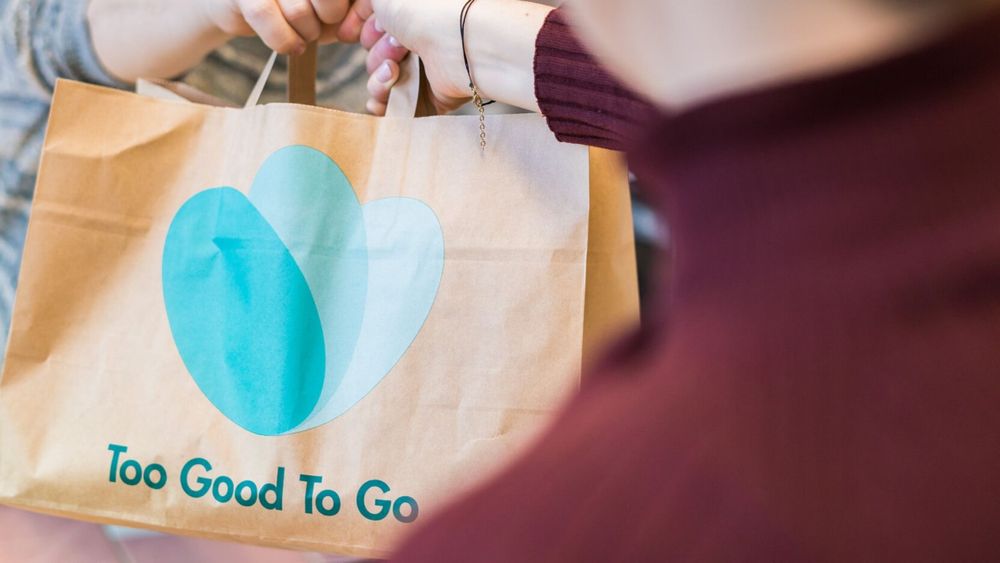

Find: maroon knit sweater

[533,11,655,150]
[393,9,1000,562]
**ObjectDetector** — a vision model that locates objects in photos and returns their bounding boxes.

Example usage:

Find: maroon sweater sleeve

[533,9,655,150]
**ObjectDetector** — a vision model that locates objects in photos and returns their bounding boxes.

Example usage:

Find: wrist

[463,0,551,112]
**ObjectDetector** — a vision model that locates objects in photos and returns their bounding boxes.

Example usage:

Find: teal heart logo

[162,146,444,436]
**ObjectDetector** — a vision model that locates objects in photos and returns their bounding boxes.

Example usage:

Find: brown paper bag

[0,55,637,557]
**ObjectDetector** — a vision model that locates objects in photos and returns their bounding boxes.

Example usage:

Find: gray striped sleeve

[1,0,129,100]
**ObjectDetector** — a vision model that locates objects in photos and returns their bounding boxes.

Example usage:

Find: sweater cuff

[533,9,652,151]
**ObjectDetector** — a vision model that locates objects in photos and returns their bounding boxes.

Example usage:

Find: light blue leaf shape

[162,187,326,436]
[248,146,368,421]
[293,197,444,431]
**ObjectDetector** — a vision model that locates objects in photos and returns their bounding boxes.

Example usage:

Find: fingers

[366,99,387,116]
[314,0,349,43]
[366,58,399,116]
[359,14,384,50]
[311,0,350,25]
[276,0,322,42]
[365,32,408,74]
[357,4,407,115]
[234,0,342,53]
[337,0,373,43]
[238,0,308,54]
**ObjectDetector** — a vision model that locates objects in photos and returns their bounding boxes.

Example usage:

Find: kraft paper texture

[0,75,637,557]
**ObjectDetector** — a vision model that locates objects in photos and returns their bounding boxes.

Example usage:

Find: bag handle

[385,55,438,118]
[243,44,318,109]
[288,43,318,105]
[244,45,434,117]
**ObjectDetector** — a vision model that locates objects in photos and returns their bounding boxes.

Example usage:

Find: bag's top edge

[53,78,544,125]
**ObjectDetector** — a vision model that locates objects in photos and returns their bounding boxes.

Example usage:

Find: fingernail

[387,35,401,48]
[293,42,307,56]
[375,61,393,83]
[374,18,384,33]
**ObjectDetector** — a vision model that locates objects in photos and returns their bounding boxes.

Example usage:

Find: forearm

[462,0,550,112]
[87,0,229,83]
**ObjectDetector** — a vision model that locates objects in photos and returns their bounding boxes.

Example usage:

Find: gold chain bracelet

[460,0,495,151]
